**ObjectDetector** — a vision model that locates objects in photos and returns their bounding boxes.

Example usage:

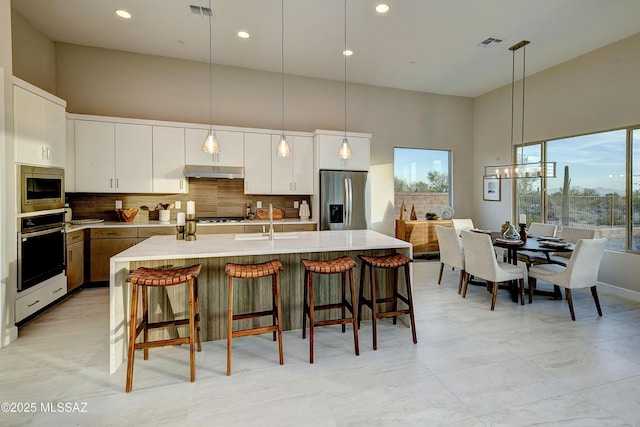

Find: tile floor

[1,261,640,426]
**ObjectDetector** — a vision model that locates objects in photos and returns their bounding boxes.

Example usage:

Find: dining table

[489,231,575,302]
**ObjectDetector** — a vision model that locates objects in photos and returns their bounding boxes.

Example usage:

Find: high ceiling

[11,0,640,98]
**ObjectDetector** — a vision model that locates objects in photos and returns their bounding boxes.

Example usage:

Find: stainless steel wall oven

[18,212,66,292]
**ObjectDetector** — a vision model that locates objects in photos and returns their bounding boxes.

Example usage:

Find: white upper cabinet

[14,81,66,168]
[152,126,187,193]
[65,119,76,193]
[75,120,116,192]
[115,123,153,193]
[74,121,153,193]
[185,128,244,166]
[244,132,272,194]
[315,132,370,171]
[271,135,313,194]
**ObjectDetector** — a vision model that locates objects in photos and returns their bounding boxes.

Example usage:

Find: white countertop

[111,229,411,262]
[66,218,317,233]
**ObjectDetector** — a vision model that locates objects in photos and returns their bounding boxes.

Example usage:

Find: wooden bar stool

[301,256,359,363]
[225,259,284,376]
[357,253,417,350]
[125,264,202,392]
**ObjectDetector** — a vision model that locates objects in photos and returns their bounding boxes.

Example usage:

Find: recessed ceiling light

[343,49,353,56]
[237,31,250,39]
[115,9,132,19]
[375,4,390,14]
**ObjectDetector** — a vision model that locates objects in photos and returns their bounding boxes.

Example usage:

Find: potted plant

[426,212,439,220]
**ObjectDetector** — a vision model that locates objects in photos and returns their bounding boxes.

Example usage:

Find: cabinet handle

[27,300,41,307]
[53,287,63,294]
[105,232,122,236]
[110,178,114,188]
[179,179,183,190]
[46,147,51,159]
[42,146,46,160]
[116,179,119,189]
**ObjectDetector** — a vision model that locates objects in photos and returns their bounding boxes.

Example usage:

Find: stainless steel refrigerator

[319,169,368,231]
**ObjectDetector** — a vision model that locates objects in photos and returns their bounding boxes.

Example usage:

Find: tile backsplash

[66,179,311,222]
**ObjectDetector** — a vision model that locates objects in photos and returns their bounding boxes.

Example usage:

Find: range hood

[183,165,244,179]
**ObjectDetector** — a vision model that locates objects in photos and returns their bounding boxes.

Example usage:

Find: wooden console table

[395,219,452,255]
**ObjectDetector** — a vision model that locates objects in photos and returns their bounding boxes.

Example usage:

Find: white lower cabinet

[244,132,272,194]
[15,274,67,323]
[153,126,187,193]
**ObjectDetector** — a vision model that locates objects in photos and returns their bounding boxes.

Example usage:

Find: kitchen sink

[234,233,299,241]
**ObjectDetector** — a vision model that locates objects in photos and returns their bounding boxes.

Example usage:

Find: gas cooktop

[196,216,245,223]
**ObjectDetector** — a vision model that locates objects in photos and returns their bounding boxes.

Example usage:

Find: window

[516,129,635,252]
[632,128,640,251]
[516,143,543,224]
[394,148,451,219]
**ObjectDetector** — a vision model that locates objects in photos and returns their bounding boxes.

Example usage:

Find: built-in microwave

[20,165,65,213]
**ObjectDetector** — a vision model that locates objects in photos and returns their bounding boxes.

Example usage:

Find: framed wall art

[483,176,501,201]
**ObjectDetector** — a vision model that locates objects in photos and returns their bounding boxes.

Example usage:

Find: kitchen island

[109,229,412,373]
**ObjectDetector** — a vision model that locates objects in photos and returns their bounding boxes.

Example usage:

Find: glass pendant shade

[202,130,220,154]
[338,137,352,160]
[276,135,291,157]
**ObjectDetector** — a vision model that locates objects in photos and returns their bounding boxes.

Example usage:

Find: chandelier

[484,40,555,179]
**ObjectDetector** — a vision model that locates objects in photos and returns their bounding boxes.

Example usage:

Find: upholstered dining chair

[517,222,559,267]
[435,225,465,294]
[461,231,526,310]
[527,238,607,320]
[451,218,474,234]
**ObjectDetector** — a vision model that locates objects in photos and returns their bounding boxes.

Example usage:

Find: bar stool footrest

[232,309,276,321]
[146,318,191,330]
[134,337,190,350]
[232,325,279,338]
[313,318,356,328]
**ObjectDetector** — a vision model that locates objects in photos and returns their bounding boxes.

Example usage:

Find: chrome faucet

[263,203,275,240]
[268,203,275,240]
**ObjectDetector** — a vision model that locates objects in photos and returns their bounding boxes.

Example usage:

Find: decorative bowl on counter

[116,208,138,222]
[256,207,284,220]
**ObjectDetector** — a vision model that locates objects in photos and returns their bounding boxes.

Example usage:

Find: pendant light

[338,0,352,162]
[484,40,555,179]
[202,0,220,156]
[276,0,291,157]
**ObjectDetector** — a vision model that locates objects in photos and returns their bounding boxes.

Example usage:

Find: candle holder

[186,214,197,241]
[176,225,185,240]
[518,223,527,242]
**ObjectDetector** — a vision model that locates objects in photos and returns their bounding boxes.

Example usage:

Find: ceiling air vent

[190,5,214,18]
[478,37,503,47]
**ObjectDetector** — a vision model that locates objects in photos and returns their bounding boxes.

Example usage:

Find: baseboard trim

[2,326,18,347]
[599,282,640,302]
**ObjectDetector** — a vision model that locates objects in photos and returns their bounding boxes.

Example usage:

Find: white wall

[48,42,474,235]
[473,33,640,292]
[1,0,18,347]
[370,163,395,236]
